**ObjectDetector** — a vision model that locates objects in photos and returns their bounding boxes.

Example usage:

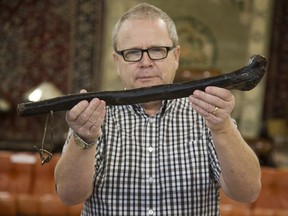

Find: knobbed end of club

[233,54,267,91]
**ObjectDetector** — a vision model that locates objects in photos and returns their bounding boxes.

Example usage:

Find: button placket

[148,209,154,215]
[148,117,156,124]
[145,116,157,215]
[147,118,154,154]
[148,176,154,184]
[148,146,153,153]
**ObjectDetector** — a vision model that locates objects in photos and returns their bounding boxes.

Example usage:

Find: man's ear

[174,45,180,69]
[112,52,120,76]
[113,51,119,62]
[174,45,180,62]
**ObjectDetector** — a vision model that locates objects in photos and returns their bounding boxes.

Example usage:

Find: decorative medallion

[174,16,218,69]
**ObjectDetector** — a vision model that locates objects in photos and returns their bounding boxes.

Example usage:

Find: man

[54,3,261,215]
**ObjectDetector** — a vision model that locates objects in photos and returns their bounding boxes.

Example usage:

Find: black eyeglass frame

[115,46,175,62]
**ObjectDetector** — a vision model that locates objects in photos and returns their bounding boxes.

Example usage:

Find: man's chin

[135,79,163,89]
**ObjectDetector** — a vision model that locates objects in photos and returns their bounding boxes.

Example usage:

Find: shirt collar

[129,99,176,117]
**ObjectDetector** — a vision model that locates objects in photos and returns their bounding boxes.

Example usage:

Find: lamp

[0,98,11,112]
[24,82,63,102]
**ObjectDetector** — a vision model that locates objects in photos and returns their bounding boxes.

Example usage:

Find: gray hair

[112,3,178,51]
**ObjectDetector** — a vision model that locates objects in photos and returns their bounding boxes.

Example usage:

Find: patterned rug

[0,0,103,150]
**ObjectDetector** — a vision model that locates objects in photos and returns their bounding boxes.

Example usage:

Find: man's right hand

[65,89,106,144]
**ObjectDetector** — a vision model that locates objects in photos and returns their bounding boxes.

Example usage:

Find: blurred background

[0,0,287,215]
[0,0,288,216]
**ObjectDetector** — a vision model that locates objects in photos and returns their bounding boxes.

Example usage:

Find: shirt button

[148,146,153,152]
[148,177,154,184]
[148,209,154,215]
[148,118,155,123]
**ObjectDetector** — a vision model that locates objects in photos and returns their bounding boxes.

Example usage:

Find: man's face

[113,18,180,90]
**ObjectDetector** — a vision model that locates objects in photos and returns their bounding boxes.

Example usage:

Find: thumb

[80,89,87,94]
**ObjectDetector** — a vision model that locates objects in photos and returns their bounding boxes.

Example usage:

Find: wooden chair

[17,194,39,216]
[10,152,36,194]
[274,209,288,216]
[252,167,279,209]
[38,194,68,216]
[0,151,13,192]
[67,203,83,216]
[252,208,275,216]
[0,192,17,216]
[274,169,288,209]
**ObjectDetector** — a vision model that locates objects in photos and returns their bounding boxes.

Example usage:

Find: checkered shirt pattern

[68,98,221,216]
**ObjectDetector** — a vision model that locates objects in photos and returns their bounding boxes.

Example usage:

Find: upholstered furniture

[1,150,288,216]
[0,151,82,216]
[220,166,288,216]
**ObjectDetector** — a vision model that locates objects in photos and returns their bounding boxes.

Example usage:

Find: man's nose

[140,51,153,64]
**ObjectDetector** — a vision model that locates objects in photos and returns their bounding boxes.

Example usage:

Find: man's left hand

[189,86,235,132]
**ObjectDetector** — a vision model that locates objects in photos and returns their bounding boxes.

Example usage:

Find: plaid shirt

[69,98,221,216]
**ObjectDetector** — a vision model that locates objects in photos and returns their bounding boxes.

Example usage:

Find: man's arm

[189,86,261,202]
[211,118,261,202]
[54,136,97,205]
[54,91,106,205]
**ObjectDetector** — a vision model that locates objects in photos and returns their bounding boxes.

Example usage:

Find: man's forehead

[117,18,170,45]
[119,18,167,32]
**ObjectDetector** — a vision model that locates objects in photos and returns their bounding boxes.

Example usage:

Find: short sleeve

[208,138,221,183]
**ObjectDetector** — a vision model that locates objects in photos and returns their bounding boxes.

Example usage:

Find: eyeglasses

[115,46,175,62]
